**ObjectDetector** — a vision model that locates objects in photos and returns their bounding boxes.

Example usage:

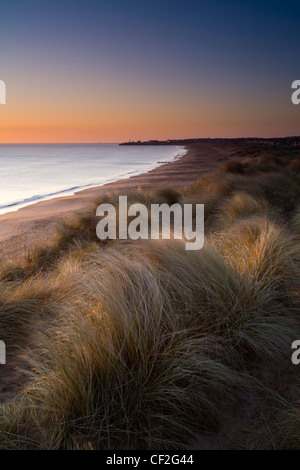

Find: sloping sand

[0,143,233,261]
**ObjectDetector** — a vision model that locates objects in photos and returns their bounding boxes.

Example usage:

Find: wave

[0,146,187,216]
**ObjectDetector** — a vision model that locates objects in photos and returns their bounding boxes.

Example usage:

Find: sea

[0,144,187,215]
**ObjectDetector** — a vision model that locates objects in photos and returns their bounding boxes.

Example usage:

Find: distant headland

[120,137,300,146]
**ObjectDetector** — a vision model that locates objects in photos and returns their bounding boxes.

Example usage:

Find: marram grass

[0,151,299,449]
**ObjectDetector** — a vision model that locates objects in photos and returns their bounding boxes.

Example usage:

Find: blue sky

[0,0,299,142]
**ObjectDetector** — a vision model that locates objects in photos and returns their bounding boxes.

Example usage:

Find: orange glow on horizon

[1,76,300,143]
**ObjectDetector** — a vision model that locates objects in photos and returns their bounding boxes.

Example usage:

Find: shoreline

[0,145,187,216]
[0,143,234,261]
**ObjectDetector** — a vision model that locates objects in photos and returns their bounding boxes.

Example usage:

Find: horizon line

[1,135,300,145]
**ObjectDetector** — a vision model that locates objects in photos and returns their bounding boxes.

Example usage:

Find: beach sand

[0,143,234,262]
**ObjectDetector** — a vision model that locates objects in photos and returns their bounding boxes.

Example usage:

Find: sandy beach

[1,1,299,451]
[0,143,233,262]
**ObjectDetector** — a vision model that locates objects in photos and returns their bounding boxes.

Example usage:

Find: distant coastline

[120,136,300,146]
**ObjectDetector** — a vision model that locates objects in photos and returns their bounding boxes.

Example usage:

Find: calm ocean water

[0,144,186,215]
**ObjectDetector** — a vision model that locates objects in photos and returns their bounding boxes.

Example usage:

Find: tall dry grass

[0,148,299,449]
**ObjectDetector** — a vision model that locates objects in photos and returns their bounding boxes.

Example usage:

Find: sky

[0,0,300,143]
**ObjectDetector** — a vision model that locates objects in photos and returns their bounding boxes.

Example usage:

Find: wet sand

[0,143,233,261]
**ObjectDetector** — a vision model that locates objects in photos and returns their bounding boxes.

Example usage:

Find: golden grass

[0,149,299,449]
